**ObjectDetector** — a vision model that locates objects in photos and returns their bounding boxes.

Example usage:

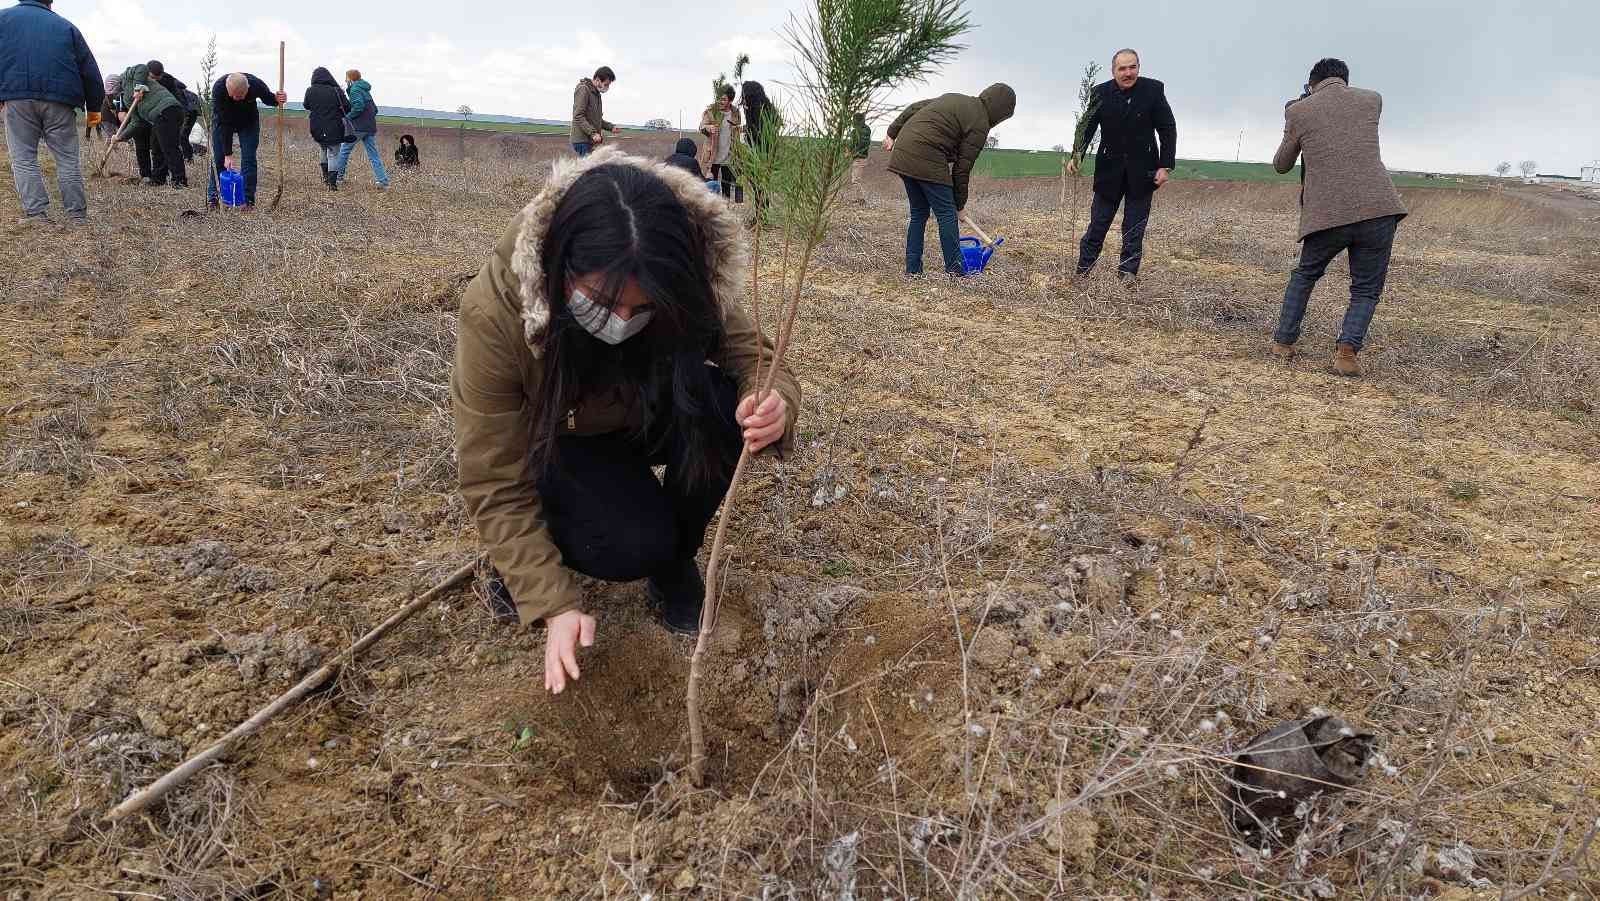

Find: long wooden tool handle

[276,42,285,161]
[106,556,481,821]
[961,214,995,247]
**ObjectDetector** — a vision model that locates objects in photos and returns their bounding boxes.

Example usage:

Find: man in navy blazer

[1069,48,1177,280]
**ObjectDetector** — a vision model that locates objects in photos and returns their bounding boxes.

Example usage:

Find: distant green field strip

[970,149,1465,188]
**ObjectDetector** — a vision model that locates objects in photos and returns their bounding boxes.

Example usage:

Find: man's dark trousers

[1273,214,1400,352]
[208,122,260,204]
[1077,182,1153,277]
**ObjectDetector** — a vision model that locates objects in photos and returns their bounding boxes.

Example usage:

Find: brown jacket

[697,102,741,170]
[1273,78,1406,241]
[886,84,1015,211]
[570,78,613,144]
[452,148,801,627]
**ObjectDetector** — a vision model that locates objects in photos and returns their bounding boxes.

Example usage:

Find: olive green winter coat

[885,83,1015,210]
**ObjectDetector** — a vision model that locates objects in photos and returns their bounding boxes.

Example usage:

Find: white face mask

[569,288,651,345]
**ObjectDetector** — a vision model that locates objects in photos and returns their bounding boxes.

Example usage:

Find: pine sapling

[685,0,971,787]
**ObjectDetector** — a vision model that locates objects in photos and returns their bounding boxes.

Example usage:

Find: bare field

[2,127,1598,899]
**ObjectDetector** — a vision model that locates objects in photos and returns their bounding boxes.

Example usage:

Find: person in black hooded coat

[664,137,701,177]
[303,66,351,190]
[394,134,419,167]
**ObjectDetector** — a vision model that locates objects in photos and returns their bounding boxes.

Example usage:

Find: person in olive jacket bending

[884,83,1015,275]
[452,148,801,694]
[1068,48,1177,280]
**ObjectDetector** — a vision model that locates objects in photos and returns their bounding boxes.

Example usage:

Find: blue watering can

[218,169,245,207]
[959,236,1004,274]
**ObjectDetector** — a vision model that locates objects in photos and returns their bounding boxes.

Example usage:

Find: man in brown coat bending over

[1269,57,1407,377]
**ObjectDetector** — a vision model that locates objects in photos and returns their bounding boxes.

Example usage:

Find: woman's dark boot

[649,557,705,635]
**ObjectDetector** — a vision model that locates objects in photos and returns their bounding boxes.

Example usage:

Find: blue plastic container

[218,169,245,207]
[706,179,721,194]
[959,236,1004,274]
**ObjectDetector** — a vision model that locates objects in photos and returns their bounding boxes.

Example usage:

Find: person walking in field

[333,69,389,189]
[698,84,741,199]
[303,66,350,191]
[452,147,800,693]
[112,63,188,189]
[570,65,617,157]
[1269,57,1407,378]
[1068,48,1176,282]
[0,0,105,226]
[849,110,872,204]
[883,83,1016,275]
[207,71,288,210]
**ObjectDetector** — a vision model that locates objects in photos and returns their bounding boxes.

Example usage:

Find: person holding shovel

[0,0,105,226]
[112,63,187,189]
[452,148,801,694]
[883,83,1015,275]
[206,71,287,210]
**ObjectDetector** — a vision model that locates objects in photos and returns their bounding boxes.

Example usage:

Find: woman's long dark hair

[740,81,773,147]
[530,163,733,489]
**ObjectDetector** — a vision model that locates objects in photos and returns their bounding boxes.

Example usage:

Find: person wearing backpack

[303,66,351,190]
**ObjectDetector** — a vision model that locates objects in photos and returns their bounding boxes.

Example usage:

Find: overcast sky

[67,0,1598,174]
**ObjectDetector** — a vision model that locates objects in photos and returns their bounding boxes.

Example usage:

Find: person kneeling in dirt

[453,147,801,694]
[395,134,420,168]
[1268,57,1407,378]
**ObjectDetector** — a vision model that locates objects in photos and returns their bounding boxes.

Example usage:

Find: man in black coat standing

[1069,48,1177,280]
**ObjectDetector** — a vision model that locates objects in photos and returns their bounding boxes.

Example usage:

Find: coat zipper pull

[567,408,576,430]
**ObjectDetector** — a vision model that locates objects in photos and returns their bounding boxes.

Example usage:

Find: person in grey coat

[0,0,105,225]
[1269,57,1407,377]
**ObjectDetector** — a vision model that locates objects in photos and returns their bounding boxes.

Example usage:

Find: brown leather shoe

[1332,343,1361,377]
[1270,341,1295,361]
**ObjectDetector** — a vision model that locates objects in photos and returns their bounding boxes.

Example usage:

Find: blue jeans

[335,133,389,187]
[902,175,961,274]
[208,122,260,204]
[572,142,592,157]
[1273,214,1401,352]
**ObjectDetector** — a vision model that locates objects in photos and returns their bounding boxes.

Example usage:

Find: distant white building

[1522,174,1542,185]
[1583,163,1599,183]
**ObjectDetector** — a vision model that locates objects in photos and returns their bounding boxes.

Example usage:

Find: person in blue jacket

[332,69,388,189]
[0,0,105,225]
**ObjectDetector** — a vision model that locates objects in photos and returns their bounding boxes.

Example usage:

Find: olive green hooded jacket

[885,83,1015,210]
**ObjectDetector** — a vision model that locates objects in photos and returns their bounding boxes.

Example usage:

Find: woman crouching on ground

[453,148,801,694]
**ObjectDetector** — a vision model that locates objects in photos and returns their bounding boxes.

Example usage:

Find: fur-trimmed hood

[507,146,748,355]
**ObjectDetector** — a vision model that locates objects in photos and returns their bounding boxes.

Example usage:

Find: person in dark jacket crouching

[1269,58,1407,378]
[303,66,350,190]
[452,148,800,693]
[1068,48,1176,281]
[663,137,701,177]
[884,83,1015,275]
[394,134,419,168]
